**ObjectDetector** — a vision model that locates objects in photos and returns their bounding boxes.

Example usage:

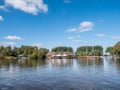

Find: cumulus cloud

[66,28,77,32]
[0,16,3,21]
[5,36,22,40]
[66,21,94,33]
[79,21,94,32]
[96,34,105,37]
[0,0,48,15]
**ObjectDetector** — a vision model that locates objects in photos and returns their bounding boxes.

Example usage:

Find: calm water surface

[0,57,120,90]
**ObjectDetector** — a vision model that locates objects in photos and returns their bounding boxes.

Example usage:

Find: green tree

[52,46,73,52]
[31,46,38,59]
[76,46,103,56]
[113,42,120,56]
[105,46,113,55]
[37,48,49,59]
[2,46,12,56]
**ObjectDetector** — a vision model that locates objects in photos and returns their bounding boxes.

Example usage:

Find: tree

[76,46,103,56]
[113,42,120,56]
[105,47,113,55]
[37,48,49,59]
[2,46,12,56]
[31,46,38,59]
[52,46,73,52]
[67,47,73,52]
[0,45,49,60]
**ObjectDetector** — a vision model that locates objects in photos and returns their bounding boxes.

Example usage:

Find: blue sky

[0,0,120,51]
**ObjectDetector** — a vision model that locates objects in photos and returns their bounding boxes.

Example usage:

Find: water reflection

[0,58,120,68]
[0,59,46,68]
[77,58,104,67]
[1,58,120,90]
[46,59,73,66]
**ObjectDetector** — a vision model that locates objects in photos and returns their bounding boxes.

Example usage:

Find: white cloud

[67,35,81,41]
[66,28,77,32]
[66,21,94,33]
[96,34,105,37]
[0,0,48,15]
[33,43,44,48]
[0,5,7,11]
[111,36,120,39]
[5,36,22,40]
[72,40,82,43]
[0,16,3,21]
[68,36,74,40]
[79,21,94,32]
[0,42,16,46]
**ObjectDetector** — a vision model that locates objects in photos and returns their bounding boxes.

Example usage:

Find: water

[0,57,120,90]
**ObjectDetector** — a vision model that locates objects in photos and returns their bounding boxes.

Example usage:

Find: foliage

[76,46,103,56]
[52,46,73,52]
[5,56,17,60]
[105,47,113,55]
[0,46,49,60]
[105,41,120,56]
[113,42,120,56]
[37,48,49,59]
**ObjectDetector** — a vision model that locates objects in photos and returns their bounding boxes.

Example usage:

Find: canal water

[0,57,120,90]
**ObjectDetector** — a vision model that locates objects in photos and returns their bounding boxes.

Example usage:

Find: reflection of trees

[77,58,103,67]
[0,59,18,68]
[18,59,46,68]
[0,59,46,68]
[46,59,73,66]
[104,57,120,74]
[113,58,120,73]
[104,57,114,64]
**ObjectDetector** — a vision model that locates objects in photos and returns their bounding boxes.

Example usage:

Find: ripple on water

[0,59,120,90]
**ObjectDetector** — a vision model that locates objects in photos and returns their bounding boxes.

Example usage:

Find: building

[18,54,26,60]
[46,52,74,59]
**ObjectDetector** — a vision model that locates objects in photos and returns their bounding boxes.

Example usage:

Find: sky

[0,0,120,51]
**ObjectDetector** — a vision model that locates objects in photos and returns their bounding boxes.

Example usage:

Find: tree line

[2,42,120,60]
[0,46,74,60]
[105,41,120,56]
[76,46,103,56]
[52,46,73,52]
[0,46,49,60]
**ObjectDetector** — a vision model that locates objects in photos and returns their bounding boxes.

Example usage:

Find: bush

[5,56,17,60]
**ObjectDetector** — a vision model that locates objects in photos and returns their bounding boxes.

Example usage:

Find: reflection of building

[46,59,72,66]
[46,52,74,59]
[18,55,26,60]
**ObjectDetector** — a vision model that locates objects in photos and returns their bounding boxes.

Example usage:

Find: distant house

[104,52,111,56]
[18,54,26,60]
[46,52,74,59]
